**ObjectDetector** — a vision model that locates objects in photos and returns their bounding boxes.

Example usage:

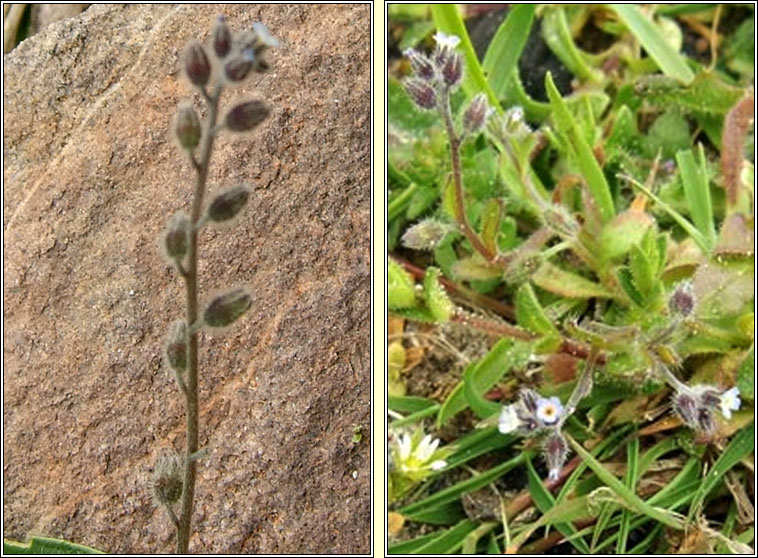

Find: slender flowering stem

[175,82,221,556]
[440,89,495,262]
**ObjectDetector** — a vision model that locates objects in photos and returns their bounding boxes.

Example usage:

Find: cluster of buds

[499,389,569,481]
[173,16,278,155]
[671,384,741,435]
[403,32,491,136]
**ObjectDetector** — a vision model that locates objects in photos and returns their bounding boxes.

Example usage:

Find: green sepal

[389,259,418,310]
[424,267,454,322]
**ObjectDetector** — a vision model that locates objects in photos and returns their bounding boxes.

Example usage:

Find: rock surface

[3,4,370,554]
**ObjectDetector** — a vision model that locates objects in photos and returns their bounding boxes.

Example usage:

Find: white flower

[498,404,520,434]
[719,387,741,419]
[391,430,451,480]
[433,31,460,50]
[252,22,280,47]
[536,396,564,425]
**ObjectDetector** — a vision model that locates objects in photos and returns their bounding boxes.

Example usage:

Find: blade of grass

[616,437,639,554]
[689,421,755,520]
[403,500,466,525]
[566,433,686,530]
[389,532,438,555]
[677,144,716,249]
[622,174,710,253]
[461,522,499,554]
[506,494,592,553]
[541,7,601,83]
[545,71,616,223]
[526,457,591,553]
[609,4,695,84]
[481,4,535,100]
[408,519,479,554]
[399,452,527,516]
[430,4,501,112]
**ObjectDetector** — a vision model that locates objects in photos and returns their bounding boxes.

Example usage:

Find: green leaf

[464,362,501,419]
[609,4,694,84]
[545,72,615,223]
[515,283,560,336]
[389,395,437,414]
[389,259,418,309]
[676,145,716,249]
[629,244,657,297]
[482,4,535,99]
[4,537,105,555]
[424,267,454,322]
[437,338,517,427]
[479,199,503,257]
[617,267,645,307]
[532,262,615,299]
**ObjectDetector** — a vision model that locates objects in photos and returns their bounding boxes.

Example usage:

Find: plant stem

[440,89,495,262]
[176,84,221,554]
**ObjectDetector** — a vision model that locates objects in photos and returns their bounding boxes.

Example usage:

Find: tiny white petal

[398,433,412,461]
[252,22,280,47]
[498,405,520,434]
[433,31,460,49]
[719,387,741,419]
[429,460,447,471]
[416,435,439,462]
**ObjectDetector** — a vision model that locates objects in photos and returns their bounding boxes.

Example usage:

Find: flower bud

[223,100,270,132]
[441,50,462,88]
[184,42,211,87]
[212,15,232,59]
[164,320,188,372]
[161,211,190,263]
[404,48,435,81]
[173,103,201,151]
[462,93,490,135]
[668,281,695,317]
[404,78,437,111]
[224,57,254,82]
[151,454,183,507]
[203,287,253,328]
[401,218,454,251]
[205,184,250,225]
[543,431,569,481]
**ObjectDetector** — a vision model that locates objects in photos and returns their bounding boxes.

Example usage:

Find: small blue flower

[535,396,564,426]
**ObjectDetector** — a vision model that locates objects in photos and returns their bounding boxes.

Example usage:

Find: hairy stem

[176,83,221,554]
[440,89,495,262]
